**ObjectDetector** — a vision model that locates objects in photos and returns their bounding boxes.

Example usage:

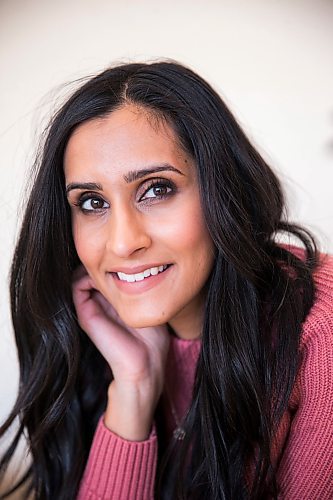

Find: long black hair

[0,60,317,499]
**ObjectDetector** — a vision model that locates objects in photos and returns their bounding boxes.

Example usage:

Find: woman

[1,61,332,499]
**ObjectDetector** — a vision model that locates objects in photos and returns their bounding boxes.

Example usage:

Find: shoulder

[286,250,333,421]
[300,251,333,349]
[283,244,333,347]
[276,251,333,499]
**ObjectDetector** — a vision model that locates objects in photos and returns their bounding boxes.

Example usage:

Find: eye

[77,195,109,212]
[140,179,174,201]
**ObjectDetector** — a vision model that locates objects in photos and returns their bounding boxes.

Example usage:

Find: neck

[167,298,205,340]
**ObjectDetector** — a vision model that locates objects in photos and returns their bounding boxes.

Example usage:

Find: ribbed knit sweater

[77,253,333,499]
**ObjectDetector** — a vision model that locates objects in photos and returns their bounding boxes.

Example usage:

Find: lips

[109,264,173,294]
[108,263,171,274]
[114,264,171,283]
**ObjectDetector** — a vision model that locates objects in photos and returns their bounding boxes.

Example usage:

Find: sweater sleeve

[276,314,333,499]
[77,416,158,500]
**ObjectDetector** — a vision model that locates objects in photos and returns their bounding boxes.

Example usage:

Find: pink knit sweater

[77,253,333,499]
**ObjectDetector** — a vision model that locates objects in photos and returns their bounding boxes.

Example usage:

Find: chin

[117,307,170,329]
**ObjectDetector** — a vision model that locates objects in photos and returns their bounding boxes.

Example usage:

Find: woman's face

[64,105,215,339]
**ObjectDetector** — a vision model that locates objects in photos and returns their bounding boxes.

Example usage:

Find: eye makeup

[69,176,178,214]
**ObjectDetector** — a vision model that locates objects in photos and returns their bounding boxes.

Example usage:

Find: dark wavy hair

[0,60,317,499]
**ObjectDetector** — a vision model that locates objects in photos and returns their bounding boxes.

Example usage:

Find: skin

[64,105,215,440]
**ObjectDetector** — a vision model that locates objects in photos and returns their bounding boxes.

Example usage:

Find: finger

[72,264,99,291]
[72,263,89,282]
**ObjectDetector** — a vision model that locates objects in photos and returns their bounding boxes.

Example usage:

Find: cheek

[176,208,215,286]
[72,219,104,270]
[151,198,214,276]
[151,194,209,244]
[164,200,212,252]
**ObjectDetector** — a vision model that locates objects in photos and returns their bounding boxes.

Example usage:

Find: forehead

[64,105,189,181]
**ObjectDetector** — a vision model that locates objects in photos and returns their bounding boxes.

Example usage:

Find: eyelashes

[139,178,175,202]
[73,177,177,213]
[74,194,109,212]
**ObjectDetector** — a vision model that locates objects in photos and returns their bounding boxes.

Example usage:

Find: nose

[105,205,152,258]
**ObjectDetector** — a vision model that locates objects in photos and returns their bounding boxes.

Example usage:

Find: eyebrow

[66,182,102,195]
[124,164,184,183]
[65,164,185,195]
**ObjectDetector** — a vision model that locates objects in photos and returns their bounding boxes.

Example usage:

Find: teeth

[117,265,168,282]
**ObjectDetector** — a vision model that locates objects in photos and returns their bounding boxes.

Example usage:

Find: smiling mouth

[111,264,172,283]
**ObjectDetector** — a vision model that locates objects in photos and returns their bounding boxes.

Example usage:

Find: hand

[72,265,170,439]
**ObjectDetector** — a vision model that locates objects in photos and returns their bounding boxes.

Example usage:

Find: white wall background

[0,0,332,495]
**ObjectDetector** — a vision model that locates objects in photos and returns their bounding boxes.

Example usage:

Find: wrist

[104,382,156,441]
